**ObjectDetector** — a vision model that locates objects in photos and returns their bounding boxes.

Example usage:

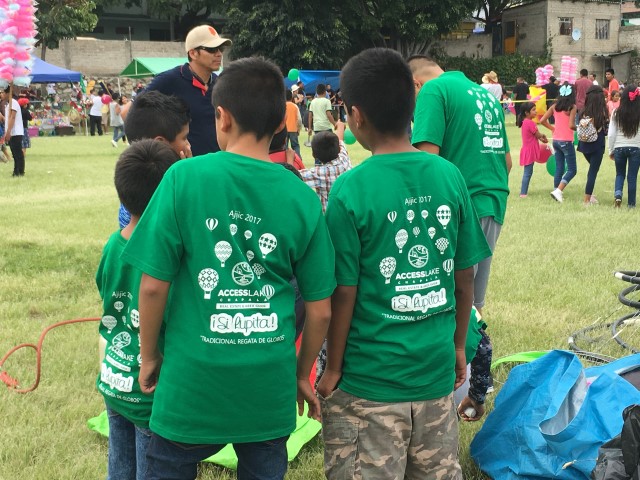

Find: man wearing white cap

[143,24,232,156]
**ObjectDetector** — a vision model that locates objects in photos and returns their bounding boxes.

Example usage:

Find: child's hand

[454,349,467,390]
[541,135,548,144]
[285,148,295,165]
[610,153,615,160]
[458,396,485,422]
[297,378,321,421]
[316,368,341,399]
[179,144,193,159]
[139,353,163,394]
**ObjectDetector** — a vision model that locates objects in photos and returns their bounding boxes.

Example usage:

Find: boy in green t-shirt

[121,57,335,480]
[318,48,491,479]
[96,140,178,480]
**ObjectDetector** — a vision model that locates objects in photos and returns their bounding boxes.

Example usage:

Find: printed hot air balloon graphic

[428,227,436,239]
[246,250,255,262]
[214,241,232,267]
[387,211,397,223]
[474,113,483,130]
[230,224,238,236]
[130,309,140,328]
[421,210,428,220]
[232,262,254,286]
[436,205,451,229]
[244,230,252,240]
[476,99,484,111]
[206,218,218,231]
[379,257,396,284]
[101,315,117,333]
[443,259,454,276]
[406,210,415,223]
[252,263,266,279]
[112,332,132,350]
[113,301,124,312]
[261,284,275,300]
[395,229,408,253]
[435,237,449,254]
[412,227,420,237]
[408,245,429,268]
[198,268,219,299]
[258,233,277,258]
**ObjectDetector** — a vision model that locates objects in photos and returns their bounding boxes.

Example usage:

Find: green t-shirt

[309,97,333,131]
[325,151,491,403]
[96,231,153,427]
[121,151,336,444]
[412,71,510,224]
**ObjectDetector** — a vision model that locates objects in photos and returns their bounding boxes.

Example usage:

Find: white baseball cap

[185,25,232,53]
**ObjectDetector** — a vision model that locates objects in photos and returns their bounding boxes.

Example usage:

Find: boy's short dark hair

[316,84,326,95]
[269,127,288,153]
[580,69,588,76]
[311,131,340,164]
[212,57,285,141]
[114,139,178,217]
[281,162,303,180]
[286,89,293,101]
[341,48,414,136]
[124,91,190,143]
[606,68,615,75]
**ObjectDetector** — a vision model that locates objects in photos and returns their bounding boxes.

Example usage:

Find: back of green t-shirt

[326,151,491,403]
[121,152,336,444]
[412,71,510,224]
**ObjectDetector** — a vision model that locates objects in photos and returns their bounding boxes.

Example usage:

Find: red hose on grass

[0,317,100,393]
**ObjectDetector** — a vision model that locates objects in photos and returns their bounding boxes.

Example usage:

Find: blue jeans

[520,163,534,195]
[112,126,126,143]
[582,148,605,195]
[107,406,152,480]
[552,140,577,188]
[287,132,301,159]
[145,432,289,480]
[614,147,640,207]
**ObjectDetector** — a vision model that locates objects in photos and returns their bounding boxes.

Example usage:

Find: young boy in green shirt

[121,57,335,480]
[96,140,179,480]
[318,48,491,479]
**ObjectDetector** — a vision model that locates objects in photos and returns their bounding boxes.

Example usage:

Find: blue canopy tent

[285,70,341,95]
[29,57,82,84]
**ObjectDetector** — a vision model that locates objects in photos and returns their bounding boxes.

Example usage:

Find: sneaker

[550,188,563,203]
[520,194,527,198]
[303,141,311,147]
[0,151,7,163]
[615,198,622,208]
[111,139,118,148]
[589,195,598,204]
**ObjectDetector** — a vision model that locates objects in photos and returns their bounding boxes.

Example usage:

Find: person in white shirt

[88,88,104,136]
[1,88,25,176]
[589,73,599,85]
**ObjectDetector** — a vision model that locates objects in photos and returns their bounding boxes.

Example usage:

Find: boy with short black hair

[121,57,335,480]
[318,48,491,479]
[295,121,352,212]
[96,139,178,480]
[118,90,191,228]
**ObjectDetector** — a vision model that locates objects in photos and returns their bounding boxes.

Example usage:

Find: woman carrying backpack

[577,85,609,205]
[608,84,640,208]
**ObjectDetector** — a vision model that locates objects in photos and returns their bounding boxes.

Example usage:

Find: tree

[220,0,349,70]
[37,0,98,60]
[339,0,478,57]
[471,0,536,33]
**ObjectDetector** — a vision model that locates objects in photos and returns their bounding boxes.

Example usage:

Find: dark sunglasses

[197,46,224,54]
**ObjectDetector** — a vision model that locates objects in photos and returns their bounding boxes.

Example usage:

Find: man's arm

[308,111,313,133]
[325,108,337,128]
[453,267,474,389]
[414,141,440,155]
[138,273,170,394]
[296,298,332,420]
[4,108,15,143]
[316,285,357,398]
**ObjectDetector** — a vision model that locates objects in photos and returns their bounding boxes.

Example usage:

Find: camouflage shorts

[321,389,462,480]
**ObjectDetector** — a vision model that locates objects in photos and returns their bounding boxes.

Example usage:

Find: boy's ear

[350,105,364,130]
[216,106,232,132]
[276,116,286,136]
[153,135,170,145]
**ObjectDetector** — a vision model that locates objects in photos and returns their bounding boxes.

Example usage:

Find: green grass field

[0,120,639,479]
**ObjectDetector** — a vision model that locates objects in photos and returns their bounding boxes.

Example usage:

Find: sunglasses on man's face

[197,46,224,54]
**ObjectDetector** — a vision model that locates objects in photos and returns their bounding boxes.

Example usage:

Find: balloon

[287,68,299,82]
[17,97,28,106]
[343,129,356,145]
[546,155,556,176]
[101,94,112,104]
